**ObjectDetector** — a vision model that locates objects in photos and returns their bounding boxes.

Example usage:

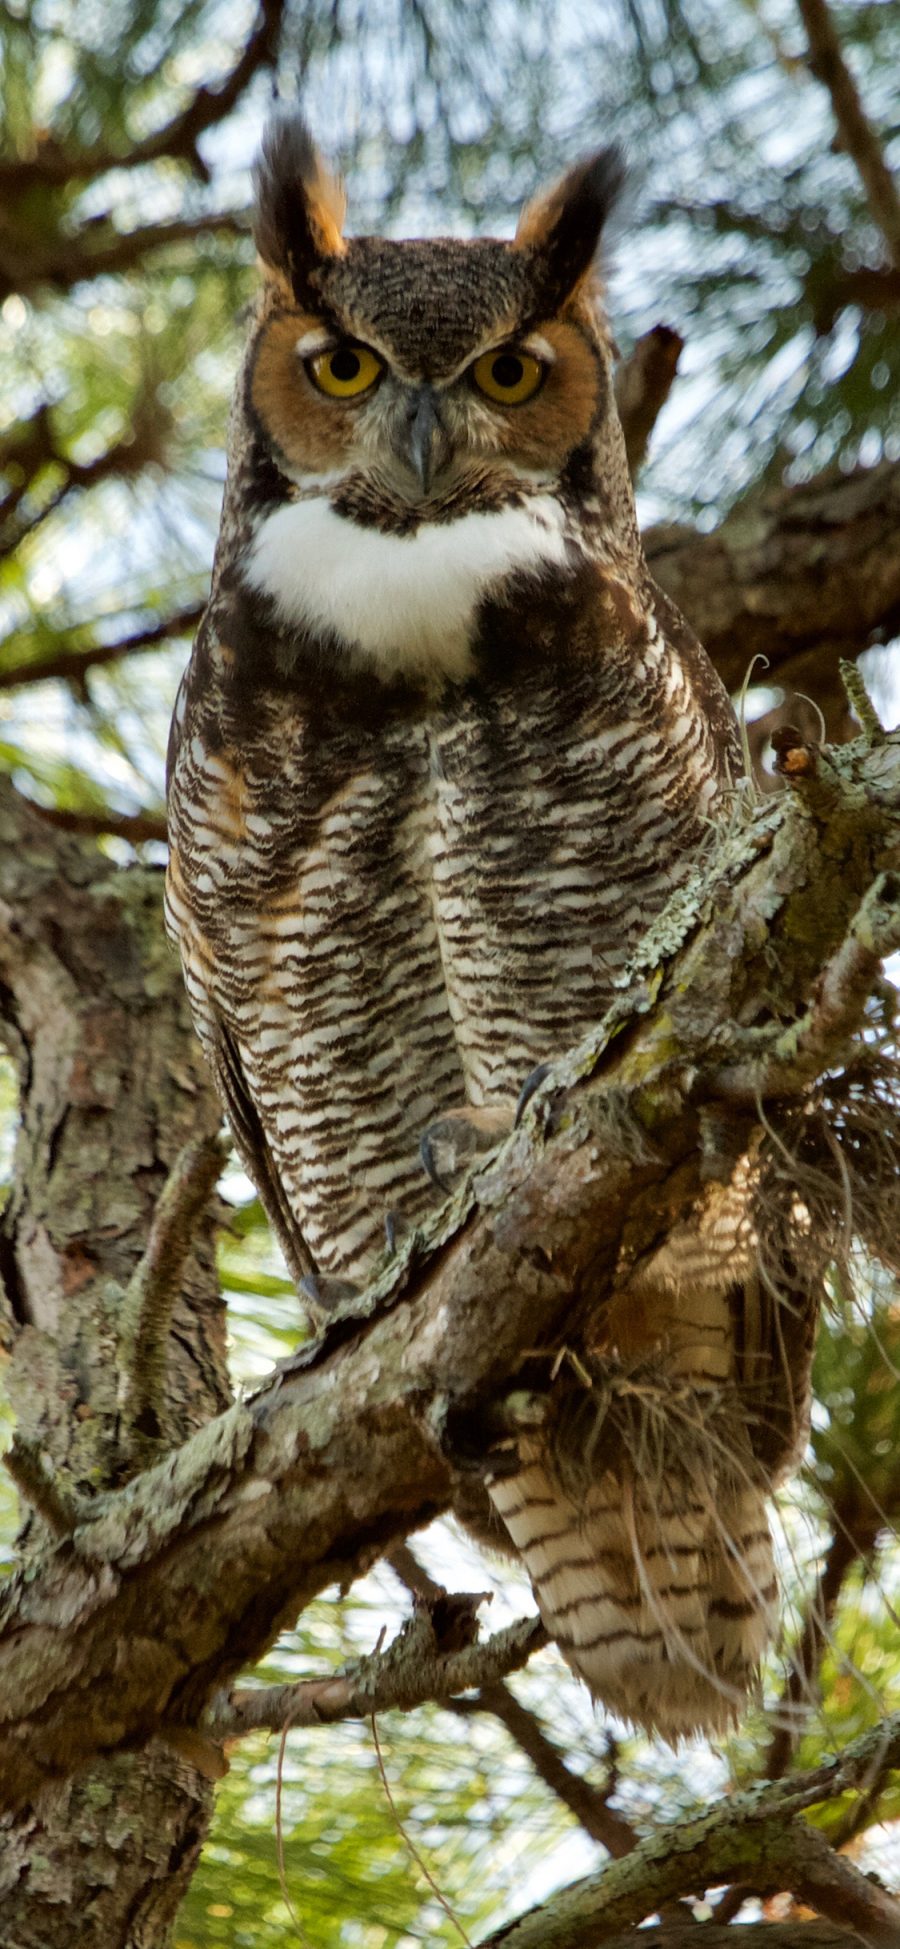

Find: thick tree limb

[0,730,897,1818]
[0,781,229,1939]
[646,458,900,715]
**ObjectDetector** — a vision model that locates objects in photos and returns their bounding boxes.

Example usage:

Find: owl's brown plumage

[166,116,813,1737]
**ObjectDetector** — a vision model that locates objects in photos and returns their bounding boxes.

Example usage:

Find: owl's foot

[420,1103,514,1193]
[300,1271,361,1315]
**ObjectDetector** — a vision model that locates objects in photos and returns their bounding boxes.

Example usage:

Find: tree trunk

[0,784,227,1945]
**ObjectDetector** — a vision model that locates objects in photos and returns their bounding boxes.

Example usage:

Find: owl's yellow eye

[471,348,545,405]
[307,344,383,399]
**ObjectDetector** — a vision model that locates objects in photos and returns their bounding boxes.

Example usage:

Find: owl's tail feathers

[488,1441,777,1742]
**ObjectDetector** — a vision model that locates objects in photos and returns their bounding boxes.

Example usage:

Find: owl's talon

[384,1209,403,1254]
[421,1112,497,1194]
[300,1272,361,1314]
[420,1127,453,1193]
[515,1063,550,1126]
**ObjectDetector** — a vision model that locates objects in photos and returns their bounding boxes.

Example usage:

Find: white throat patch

[244,495,570,681]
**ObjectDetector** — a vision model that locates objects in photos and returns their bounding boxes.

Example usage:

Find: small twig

[840,657,886,745]
[31,805,168,845]
[387,1540,446,1602]
[2,1436,88,1537]
[275,1700,316,1949]
[119,1136,226,1450]
[709,871,900,1100]
[452,1684,637,1860]
[614,324,684,476]
[0,605,202,692]
[796,0,900,266]
[205,1610,546,1738]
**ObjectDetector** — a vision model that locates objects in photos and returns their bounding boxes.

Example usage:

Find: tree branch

[796,0,900,266]
[0,212,247,305]
[646,458,900,716]
[206,1610,545,1738]
[0,606,203,692]
[0,0,284,195]
[453,1684,637,1860]
[614,324,684,477]
[28,804,168,844]
[387,1540,636,1855]
[0,730,896,1814]
[475,1717,900,1946]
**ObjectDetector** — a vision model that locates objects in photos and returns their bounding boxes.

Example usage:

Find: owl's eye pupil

[329,347,361,382]
[491,354,525,389]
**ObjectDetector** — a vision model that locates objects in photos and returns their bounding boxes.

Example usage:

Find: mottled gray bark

[0,784,227,1945]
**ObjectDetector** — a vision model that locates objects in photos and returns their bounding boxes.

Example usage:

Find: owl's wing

[212,1020,317,1284]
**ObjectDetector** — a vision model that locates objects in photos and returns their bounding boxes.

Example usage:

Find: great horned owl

[166,117,812,1738]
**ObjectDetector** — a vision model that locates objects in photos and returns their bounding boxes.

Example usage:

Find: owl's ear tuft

[515,146,626,309]
[253,114,347,293]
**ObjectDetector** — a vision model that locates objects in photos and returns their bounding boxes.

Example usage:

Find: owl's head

[248,116,624,521]
[235,116,631,682]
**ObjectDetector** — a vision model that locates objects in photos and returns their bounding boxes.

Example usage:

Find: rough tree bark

[1,688,898,1940]
[0,794,228,1944]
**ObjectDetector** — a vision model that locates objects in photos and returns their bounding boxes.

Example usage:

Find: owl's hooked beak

[399,387,451,497]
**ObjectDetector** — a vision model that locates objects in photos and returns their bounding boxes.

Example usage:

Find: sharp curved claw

[385,1210,409,1255]
[300,1272,361,1313]
[420,1129,451,1194]
[515,1063,550,1126]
